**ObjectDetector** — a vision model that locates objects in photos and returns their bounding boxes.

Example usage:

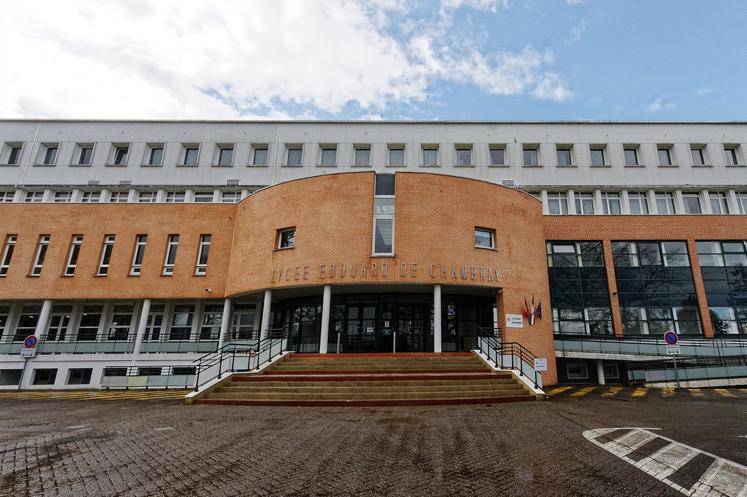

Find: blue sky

[1,0,745,120]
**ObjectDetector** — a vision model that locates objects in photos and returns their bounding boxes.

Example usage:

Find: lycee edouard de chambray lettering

[271,261,501,284]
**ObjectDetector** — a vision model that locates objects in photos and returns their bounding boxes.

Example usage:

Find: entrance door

[396,303,430,352]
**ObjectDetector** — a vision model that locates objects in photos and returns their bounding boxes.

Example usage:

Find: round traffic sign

[23,335,38,349]
[663,331,678,345]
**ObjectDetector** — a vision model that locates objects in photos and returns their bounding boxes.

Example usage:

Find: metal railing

[627,355,747,385]
[101,366,196,390]
[554,334,747,358]
[476,333,541,389]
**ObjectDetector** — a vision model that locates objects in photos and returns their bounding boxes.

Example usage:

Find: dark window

[172,366,196,376]
[138,367,162,376]
[277,228,296,249]
[32,369,57,385]
[67,368,92,385]
[375,174,396,196]
[104,367,127,377]
[697,240,747,335]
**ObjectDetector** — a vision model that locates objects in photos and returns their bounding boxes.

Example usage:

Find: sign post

[663,331,680,388]
[18,335,39,391]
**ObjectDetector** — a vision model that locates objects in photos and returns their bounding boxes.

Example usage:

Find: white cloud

[695,87,714,96]
[646,96,677,113]
[565,19,587,44]
[0,0,571,119]
[566,0,584,5]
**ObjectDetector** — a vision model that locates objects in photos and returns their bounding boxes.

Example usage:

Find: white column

[260,289,272,340]
[620,190,631,215]
[253,300,262,339]
[647,189,658,214]
[217,298,232,349]
[539,190,549,215]
[127,188,138,203]
[700,189,712,214]
[132,299,151,355]
[567,190,577,214]
[593,190,604,215]
[42,189,54,202]
[673,189,685,214]
[319,285,332,353]
[433,284,442,353]
[726,190,740,215]
[34,300,53,340]
[596,359,606,386]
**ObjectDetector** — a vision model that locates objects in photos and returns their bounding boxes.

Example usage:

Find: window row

[0,233,211,278]
[0,188,250,204]
[2,141,743,168]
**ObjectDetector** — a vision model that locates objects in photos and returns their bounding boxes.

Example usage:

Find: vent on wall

[87,180,100,185]
[226,179,240,186]
[501,179,516,187]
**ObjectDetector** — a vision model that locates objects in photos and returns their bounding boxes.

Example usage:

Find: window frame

[724,145,741,166]
[627,192,649,215]
[387,144,405,167]
[251,144,269,166]
[522,145,540,167]
[682,192,702,214]
[546,192,569,215]
[110,143,130,166]
[690,145,707,166]
[421,145,439,167]
[286,144,303,166]
[574,192,595,215]
[601,192,622,215]
[97,235,116,276]
[276,228,296,250]
[319,144,338,167]
[589,145,607,167]
[353,145,371,167]
[194,234,211,276]
[488,145,506,166]
[657,145,674,166]
[180,143,200,167]
[0,234,17,276]
[556,145,573,167]
[75,143,95,166]
[474,227,495,250]
[130,234,148,276]
[162,234,180,276]
[37,143,59,166]
[455,145,473,167]
[63,235,84,276]
[623,145,640,166]
[30,234,50,276]
[144,143,165,167]
[2,142,24,165]
[214,144,234,167]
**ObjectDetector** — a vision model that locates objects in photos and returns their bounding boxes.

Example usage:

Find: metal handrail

[476,334,540,389]
[554,334,747,347]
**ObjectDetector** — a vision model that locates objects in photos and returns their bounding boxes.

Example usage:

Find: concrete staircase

[193,352,540,406]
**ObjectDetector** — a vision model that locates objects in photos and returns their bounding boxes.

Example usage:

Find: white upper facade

[0,120,746,191]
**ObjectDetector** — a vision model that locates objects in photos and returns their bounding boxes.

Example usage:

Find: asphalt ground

[0,389,745,497]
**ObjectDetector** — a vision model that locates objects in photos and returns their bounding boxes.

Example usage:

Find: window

[181,144,199,166]
[690,146,706,166]
[76,144,94,165]
[213,145,233,167]
[199,304,223,340]
[388,145,405,167]
[0,306,9,341]
[139,367,162,376]
[108,305,134,340]
[172,366,196,376]
[170,304,195,340]
[455,146,472,166]
[697,240,747,267]
[547,192,568,215]
[655,192,676,214]
[14,305,40,341]
[2,143,23,165]
[32,369,57,386]
[193,191,214,203]
[489,145,506,166]
[375,174,395,196]
[221,191,241,203]
[697,241,747,335]
[46,305,71,341]
[81,191,101,203]
[63,235,83,276]
[112,144,129,166]
[277,228,295,249]
[146,144,164,166]
[574,193,595,215]
[601,192,621,215]
[103,367,128,377]
[422,146,438,166]
[682,193,701,214]
[24,191,44,203]
[523,145,539,166]
[162,234,179,275]
[77,305,103,341]
[67,368,92,385]
[286,145,303,166]
[319,145,337,166]
[612,241,690,268]
[628,192,649,215]
[0,235,16,276]
[373,174,395,255]
[566,363,589,380]
[251,145,268,166]
[624,146,639,166]
[590,146,606,166]
[737,192,747,215]
[474,228,495,249]
[556,147,572,166]
[109,191,129,203]
[0,191,15,202]
[195,234,211,275]
[130,234,147,276]
[231,305,257,340]
[97,235,115,276]
[353,146,371,167]
[39,143,58,165]
[53,191,71,202]
[724,145,740,166]
[144,305,165,341]
[373,218,394,255]
[165,191,185,203]
[138,191,157,203]
[30,235,50,276]
[657,145,673,166]
[709,192,729,215]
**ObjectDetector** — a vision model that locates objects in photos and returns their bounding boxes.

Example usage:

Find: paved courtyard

[0,389,745,497]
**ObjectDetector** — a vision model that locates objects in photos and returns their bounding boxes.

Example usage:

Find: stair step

[224,379,516,388]
[195,396,536,407]
[231,373,510,382]
[205,390,527,400]
[216,385,526,394]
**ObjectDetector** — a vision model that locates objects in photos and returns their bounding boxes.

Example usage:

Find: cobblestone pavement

[0,392,745,497]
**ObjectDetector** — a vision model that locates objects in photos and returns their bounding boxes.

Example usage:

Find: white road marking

[584,428,747,497]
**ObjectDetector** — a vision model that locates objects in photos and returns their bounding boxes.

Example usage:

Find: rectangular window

[556,147,572,166]
[373,218,394,255]
[737,192,747,214]
[76,144,94,165]
[601,192,621,215]
[690,146,705,166]
[14,305,41,341]
[67,368,92,385]
[546,192,568,215]
[0,235,16,276]
[54,191,72,202]
[422,146,438,166]
[46,305,72,341]
[709,192,729,214]
[25,191,44,203]
[277,228,295,249]
[144,304,165,341]
[108,191,129,203]
[32,369,57,386]
[195,234,211,275]
[216,145,233,166]
[624,146,639,166]
[81,191,101,203]
[97,235,115,276]
[251,145,268,166]
[182,145,199,166]
[41,144,58,165]
[4,143,23,165]
[138,191,157,203]
[373,174,395,256]
[0,191,16,202]
[724,145,740,166]
[574,193,595,215]
[455,146,472,166]
[657,146,673,166]
[375,174,395,196]
[170,304,194,340]
[319,146,337,166]
[199,304,223,340]
[682,193,702,214]
[221,191,241,203]
[388,145,405,167]
[0,305,9,341]
[286,146,303,166]
[30,235,50,276]
[63,235,83,276]
[489,146,505,166]
[353,146,371,167]
[130,234,147,276]
[165,191,185,203]
[523,146,539,166]
[146,144,164,166]
[108,304,134,340]
[628,192,649,215]
[474,228,495,249]
[590,146,606,166]
[162,234,179,275]
[77,305,103,341]
[112,145,129,166]
[193,191,214,203]
[655,192,676,214]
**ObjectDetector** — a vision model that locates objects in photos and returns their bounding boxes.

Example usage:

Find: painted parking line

[570,386,596,397]
[713,388,735,398]
[661,387,675,398]
[689,388,705,397]
[584,427,747,497]
[602,386,624,397]
[547,386,573,396]
[631,388,648,398]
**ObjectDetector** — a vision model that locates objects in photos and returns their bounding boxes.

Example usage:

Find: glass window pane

[557,149,572,166]
[374,218,393,254]
[489,148,505,165]
[354,148,370,167]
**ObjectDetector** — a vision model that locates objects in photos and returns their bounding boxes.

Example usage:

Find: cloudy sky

[1,0,745,120]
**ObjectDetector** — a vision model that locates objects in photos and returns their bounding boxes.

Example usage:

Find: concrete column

[647,189,658,214]
[319,285,332,353]
[673,190,685,214]
[539,190,549,215]
[260,289,272,340]
[593,190,604,215]
[433,284,442,353]
[127,188,138,203]
[700,189,712,214]
[42,189,54,202]
[217,298,232,349]
[567,190,577,214]
[596,359,606,386]
[34,300,53,340]
[132,299,151,355]
[253,300,262,340]
[620,190,631,214]
[726,190,740,215]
